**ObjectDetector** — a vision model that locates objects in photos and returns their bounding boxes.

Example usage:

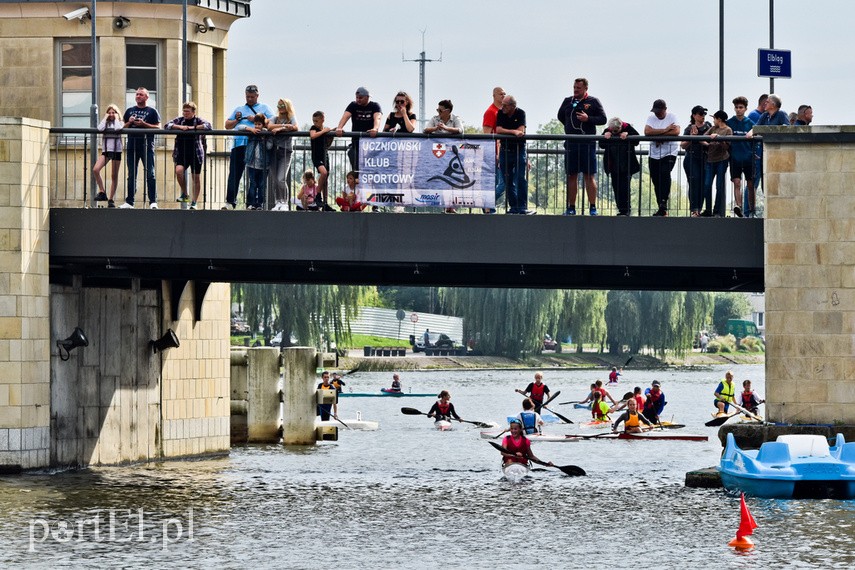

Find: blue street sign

[758,49,792,78]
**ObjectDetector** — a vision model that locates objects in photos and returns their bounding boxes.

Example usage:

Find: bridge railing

[48,128,764,217]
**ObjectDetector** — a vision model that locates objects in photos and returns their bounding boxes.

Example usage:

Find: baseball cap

[651,99,667,112]
[245,84,259,93]
[651,380,661,387]
[356,86,370,97]
[691,105,708,116]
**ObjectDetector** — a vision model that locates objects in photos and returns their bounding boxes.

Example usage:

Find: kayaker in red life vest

[521,372,550,414]
[643,380,667,423]
[594,379,617,405]
[612,397,653,433]
[390,373,402,392]
[427,390,463,423]
[737,379,765,415]
[500,419,552,467]
[608,367,622,384]
[632,386,645,412]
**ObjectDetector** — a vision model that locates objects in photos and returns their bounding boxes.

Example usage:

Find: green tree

[555,290,607,352]
[605,290,642,354]
[712,293,752,334]
[439,287,562,359]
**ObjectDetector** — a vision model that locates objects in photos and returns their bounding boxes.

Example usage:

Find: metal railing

[48,128,764,217]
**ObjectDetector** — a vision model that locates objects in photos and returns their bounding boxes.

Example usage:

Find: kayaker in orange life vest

[499,419,552,467]
[611,397,653,433]
[427,390,463,423]
[521,372,550,413]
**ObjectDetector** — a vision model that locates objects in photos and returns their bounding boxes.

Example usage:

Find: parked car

[269,332,298,347]
[230,318,250,335]
[411,332,456,353]
[543,334,559,351]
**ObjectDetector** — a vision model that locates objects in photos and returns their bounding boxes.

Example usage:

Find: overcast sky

[226,0,852,131]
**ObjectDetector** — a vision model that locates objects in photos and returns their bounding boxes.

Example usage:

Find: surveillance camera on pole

[63,7,90,21]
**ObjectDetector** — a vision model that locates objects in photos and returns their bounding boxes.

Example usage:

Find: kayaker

[500,419,552,467]
[737,379,765,415]
[714,371,737,414]
[517,398,544,435]
[612,397,653,433]
[608,366,622,384]
[331,372,346,416]
[427,390,463,423]
[643,380,667,423]
[521,372,551,414]
[577,383,598,406]
[594,379,617,405]
[608,392,635,414]
[591,391,611,422]
[632,386,645,412]
[390,373,402,392]
[317,371,335,421]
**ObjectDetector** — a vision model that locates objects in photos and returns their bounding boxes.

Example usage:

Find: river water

[2,364,854,568]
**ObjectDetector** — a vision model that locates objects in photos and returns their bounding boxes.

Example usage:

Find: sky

[226,0,853,131]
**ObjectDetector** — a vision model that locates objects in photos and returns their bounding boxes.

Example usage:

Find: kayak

[505,415,560,425]
[574,403,592,410]
[502,462,531,483]
[315,419,379,431]
[580,420,612,429]
[340,390,436,398]
[480,430,585,443]
[614,431,708,442]
[434,420,453,431]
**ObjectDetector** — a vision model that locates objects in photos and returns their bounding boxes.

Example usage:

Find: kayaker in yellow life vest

[611,397,653,433]
[714,370,737,414]
[591,391,611,422]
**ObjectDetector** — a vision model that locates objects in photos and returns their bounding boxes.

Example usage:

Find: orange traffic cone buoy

[728,492,759,549]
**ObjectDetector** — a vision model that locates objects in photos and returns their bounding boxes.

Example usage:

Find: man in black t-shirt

[121,87,161,208]
[335,86,382,168]
[495,95,531,215]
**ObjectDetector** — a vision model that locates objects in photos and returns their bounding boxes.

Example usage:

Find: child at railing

[309,111,332,205]
[93,104,123,207]
[244,115,269,210]
[297,170,321,210]
[335,171,366,212]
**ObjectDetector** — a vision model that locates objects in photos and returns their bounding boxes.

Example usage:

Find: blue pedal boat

[720,433,855,499]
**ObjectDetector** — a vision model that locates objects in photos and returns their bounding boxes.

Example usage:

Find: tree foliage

[712,292,753,334]
[554,290,608,352]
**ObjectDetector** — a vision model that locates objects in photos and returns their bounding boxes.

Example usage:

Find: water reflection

[2,366,854,568]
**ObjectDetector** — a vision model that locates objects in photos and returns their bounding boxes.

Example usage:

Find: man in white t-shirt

[644,99,680,216]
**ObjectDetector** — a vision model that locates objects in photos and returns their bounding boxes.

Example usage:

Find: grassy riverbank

[339,350,764,372]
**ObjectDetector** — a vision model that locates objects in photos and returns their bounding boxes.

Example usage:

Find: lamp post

[718,0,724,112]
[90,1,98,207]
[182,0,188,103]
[769,0,775,94]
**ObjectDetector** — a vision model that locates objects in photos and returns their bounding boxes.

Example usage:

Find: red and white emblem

[432,143,446,158]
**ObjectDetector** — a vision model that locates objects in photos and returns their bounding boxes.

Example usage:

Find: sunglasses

[395,99,406,104]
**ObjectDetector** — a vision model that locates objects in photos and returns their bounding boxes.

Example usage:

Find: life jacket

[593,400,610,421]
[530,383,546,402]
[596,387,608,399]
[719,381,736,402]
[502,434,531,465]
[390,381,401,391]
[625,411,640,428]
[634,395,645,411]
[437,401,451,415]
[609,370,619,383]
[644,391,663,414]
[742,390,758,410]
[519,411,538,435]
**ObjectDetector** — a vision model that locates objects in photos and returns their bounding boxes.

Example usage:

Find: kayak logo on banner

[358,137,496,208]
[427,145,475,190]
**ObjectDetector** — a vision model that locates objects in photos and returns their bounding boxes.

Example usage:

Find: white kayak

[480,430,584,443]
[315,418,379,431]
[435,420,453,431]
[502,462,531,483]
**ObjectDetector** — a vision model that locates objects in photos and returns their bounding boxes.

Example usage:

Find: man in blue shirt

[727,97,756,217]
[222,85,275,210]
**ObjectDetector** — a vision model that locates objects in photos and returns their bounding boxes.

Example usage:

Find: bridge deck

[49,210,764,292]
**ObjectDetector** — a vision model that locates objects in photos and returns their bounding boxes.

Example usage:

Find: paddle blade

[473,421,494,429]
[400,407,424,416]
[705,415,732,427]
[557,465,587,477]
[624,355,634,367]
[542,390,561,407]
[543,406,573,424]
[488,441,508,453]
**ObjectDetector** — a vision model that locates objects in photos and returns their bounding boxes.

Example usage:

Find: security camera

[114,16,131,29]
[203,17,215,30]
[63,7,90,21]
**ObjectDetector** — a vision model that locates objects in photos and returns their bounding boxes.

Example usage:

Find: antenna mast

[403,30,441,131]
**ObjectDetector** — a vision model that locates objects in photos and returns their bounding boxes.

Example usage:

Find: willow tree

[605,290,642,354]
[237,283,369,348]
[438,287,562,359]
[554,290,608,352]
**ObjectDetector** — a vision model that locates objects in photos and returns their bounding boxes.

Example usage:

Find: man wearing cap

[644,99,680,216]
[642,380,667,423]
[556,77,606,216]
[223,85,275,210]
[336,87,382,168]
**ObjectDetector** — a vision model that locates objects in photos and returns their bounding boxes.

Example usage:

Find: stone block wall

[762,126,855,423]
[161,281,230,458]
[0,118,50,470]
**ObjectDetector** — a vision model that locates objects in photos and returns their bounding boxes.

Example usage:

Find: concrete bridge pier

[281,347,318,445]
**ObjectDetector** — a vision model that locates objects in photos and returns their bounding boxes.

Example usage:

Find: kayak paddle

[624,355,634,367]
[541,405,573,424]
[400,407,493,428]
[488,441,586,477]
[515,389,561,409]
[716,398,765,423]
[332,415,351,430]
